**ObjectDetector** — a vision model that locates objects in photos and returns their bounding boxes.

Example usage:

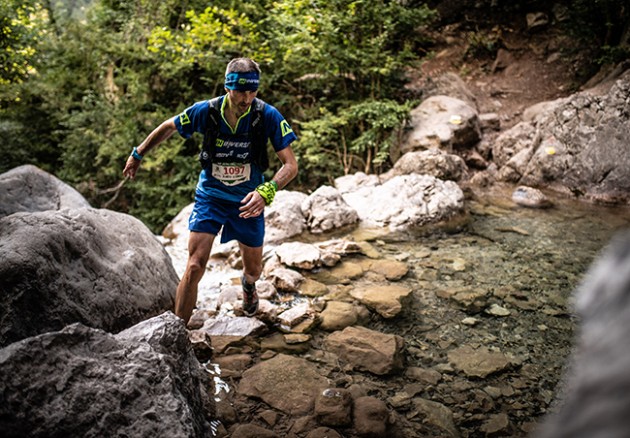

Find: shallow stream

[346,185,630,434]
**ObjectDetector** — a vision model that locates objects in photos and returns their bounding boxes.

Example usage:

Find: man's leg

[239,242,263,316]
[239,242,263,283]
[175,231,215,323]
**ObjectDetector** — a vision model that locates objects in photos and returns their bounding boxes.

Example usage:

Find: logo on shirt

[280,120,293,137]
[179,112,191,125]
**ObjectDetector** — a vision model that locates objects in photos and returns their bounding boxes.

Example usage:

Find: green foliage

[296,99,412,185]
[563,0,629,66]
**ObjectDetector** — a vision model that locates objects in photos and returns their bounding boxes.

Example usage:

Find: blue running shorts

[188,189,265,248]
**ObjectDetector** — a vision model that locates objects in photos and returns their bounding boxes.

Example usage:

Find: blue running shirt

[173,96,297,203]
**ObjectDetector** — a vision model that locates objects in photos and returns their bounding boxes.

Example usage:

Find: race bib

[211,163,251,186]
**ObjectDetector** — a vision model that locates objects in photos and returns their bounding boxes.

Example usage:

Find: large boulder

[0,164,90,218]
[494,69,630,204]
[335,173,465,231]
[0,208,178,346]
[386,148,468,181]
[392,95,480,161]
[0,312,214,438]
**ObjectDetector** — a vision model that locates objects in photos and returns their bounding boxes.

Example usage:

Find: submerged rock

[238,354,329,416]
[326,326,405,375]
[512,185,553,208]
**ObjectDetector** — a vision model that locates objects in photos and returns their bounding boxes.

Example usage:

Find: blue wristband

[131,147,144,161]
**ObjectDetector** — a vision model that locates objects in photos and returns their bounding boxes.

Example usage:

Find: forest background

[1,0,628,233]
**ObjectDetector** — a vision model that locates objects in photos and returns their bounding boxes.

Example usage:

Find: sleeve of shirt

[173,101,208,139]
[264,104,298,152]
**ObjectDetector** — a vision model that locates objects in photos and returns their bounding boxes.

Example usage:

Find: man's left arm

[271,146,298,189]
[239,146,298,218]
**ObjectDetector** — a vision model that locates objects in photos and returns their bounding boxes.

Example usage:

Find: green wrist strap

[256,181,278,206]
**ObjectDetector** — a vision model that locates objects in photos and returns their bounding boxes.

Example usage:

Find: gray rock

[0,312,214,438]
[495,70,630,204]
[512,186,553,208]
[276,241,321,270]
[386,148,468,181]
[339,174,465,231]
[267,267,305,293]
[394,95,480,160]
[200,315,267,337]
[0,165,90,219]
[301,185,359,233]
[0,208,178,347]
[264,190,308,243]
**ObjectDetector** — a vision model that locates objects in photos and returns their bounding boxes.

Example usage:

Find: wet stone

[319,301,364,332]
[229,423,279,438]
[237,354,329,416]
[328,261,364,281]
[367,259,409,280]
[314,388,353,427]
[299,278,329,297]
[201,316,267,337]
[278,302,313,329]
[448,345,512,378]
[305,427,343,438]
[353,396,390,438]
[276,241,321,270]
[326,326,404,375]
[486,303,512,317]
[480,412,512,436]
[349,284,413,318]
[412,398,459,437]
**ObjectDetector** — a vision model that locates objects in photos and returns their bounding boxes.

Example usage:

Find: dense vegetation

[1,0,628,232]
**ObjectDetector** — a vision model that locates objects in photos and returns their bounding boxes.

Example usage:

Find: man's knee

[243,265,262,280]
[185,256,208,277]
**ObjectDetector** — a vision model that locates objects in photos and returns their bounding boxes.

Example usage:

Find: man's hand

[239,190,266,218]
[123,156,141,180]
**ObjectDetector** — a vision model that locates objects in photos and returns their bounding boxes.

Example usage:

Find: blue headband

[225,71,260,91]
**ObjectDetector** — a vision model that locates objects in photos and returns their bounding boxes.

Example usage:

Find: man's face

[226,89,258,116]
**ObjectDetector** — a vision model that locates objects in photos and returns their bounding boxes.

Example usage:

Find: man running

[123,57,298,323]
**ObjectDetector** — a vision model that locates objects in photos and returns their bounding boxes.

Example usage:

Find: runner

[123,57,298,322]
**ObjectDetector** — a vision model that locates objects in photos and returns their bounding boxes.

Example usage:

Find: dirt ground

[410,10,594,131]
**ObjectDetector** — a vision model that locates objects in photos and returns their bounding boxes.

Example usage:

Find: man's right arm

[123,119,177,180]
